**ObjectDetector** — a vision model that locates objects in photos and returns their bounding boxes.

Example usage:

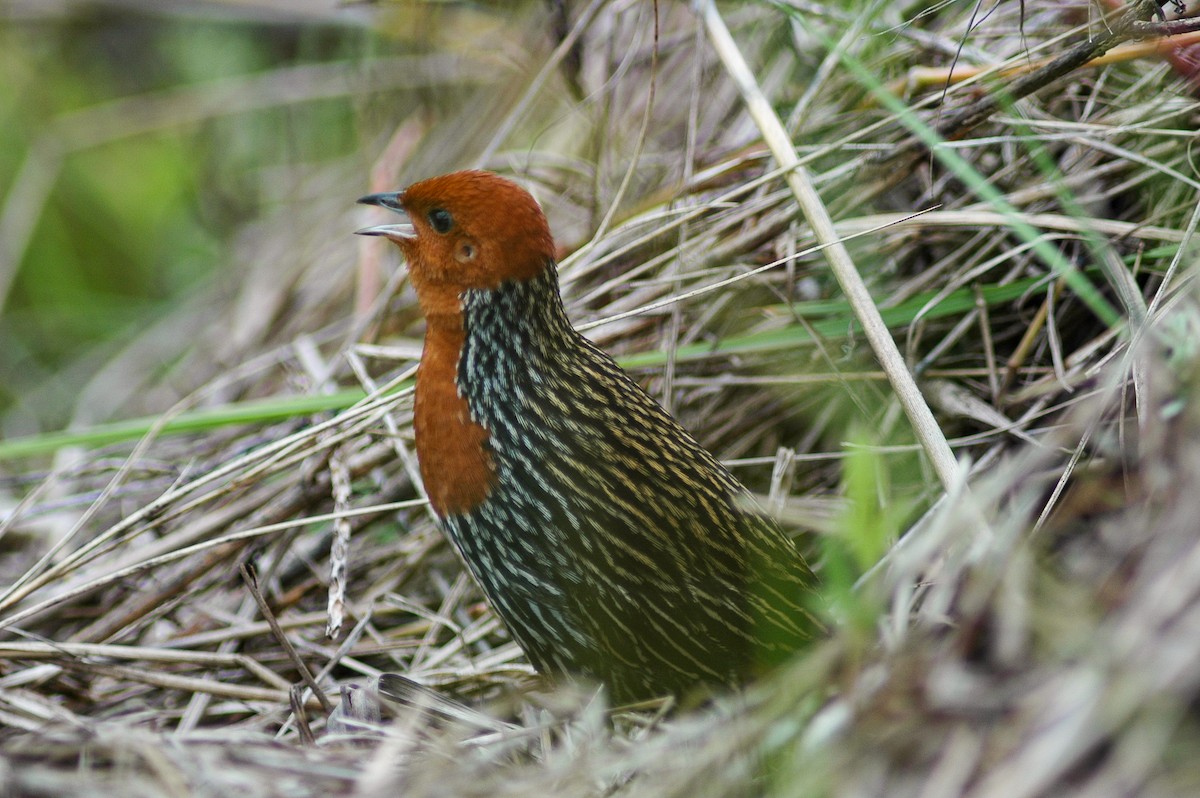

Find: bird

[357,170,823,704]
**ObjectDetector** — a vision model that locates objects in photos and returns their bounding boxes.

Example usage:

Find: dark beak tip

[357,191,405,209]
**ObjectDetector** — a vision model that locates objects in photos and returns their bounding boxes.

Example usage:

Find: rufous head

[357,170,555,315]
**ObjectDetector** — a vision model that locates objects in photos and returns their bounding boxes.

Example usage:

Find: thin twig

[240,564,334,714]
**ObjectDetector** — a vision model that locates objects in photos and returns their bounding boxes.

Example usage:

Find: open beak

[356,191,415,242]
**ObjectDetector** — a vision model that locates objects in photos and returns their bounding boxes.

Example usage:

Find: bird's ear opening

[455,239,479,265]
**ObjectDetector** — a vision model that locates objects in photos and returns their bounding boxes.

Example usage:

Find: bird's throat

[413,317,496,517]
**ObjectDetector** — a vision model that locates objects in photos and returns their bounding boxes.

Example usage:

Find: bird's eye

[428,208,454,234]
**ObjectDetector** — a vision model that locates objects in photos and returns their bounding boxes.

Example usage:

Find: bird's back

[444,266,821,703]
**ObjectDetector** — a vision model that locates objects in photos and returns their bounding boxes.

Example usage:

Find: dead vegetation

[1,0,1199,795]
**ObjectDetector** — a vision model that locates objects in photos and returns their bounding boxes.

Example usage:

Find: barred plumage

[358,170,822,703]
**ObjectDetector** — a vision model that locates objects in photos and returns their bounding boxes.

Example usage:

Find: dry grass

[2,0,1199,795]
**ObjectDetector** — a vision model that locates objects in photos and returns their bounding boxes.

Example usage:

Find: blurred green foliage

[820,426,912,638]
[0,9,369,434]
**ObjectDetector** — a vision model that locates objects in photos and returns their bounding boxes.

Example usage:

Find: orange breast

[413,321,496,517]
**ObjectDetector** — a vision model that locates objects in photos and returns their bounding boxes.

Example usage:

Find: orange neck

[413,309,495,517]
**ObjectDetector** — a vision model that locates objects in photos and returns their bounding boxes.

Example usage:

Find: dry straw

[1,0,1198,796]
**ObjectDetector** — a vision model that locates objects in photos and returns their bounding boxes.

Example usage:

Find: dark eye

[428,208,453,234]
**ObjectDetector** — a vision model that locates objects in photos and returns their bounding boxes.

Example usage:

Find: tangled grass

[1,1,1199,795]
